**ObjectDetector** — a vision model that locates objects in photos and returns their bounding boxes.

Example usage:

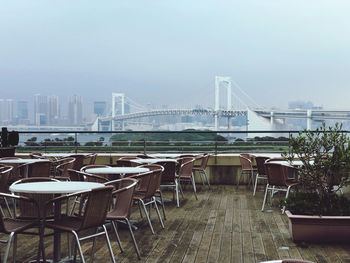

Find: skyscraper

[34,94,48,125]
[48,95,59,125]
[0,99,14,125]
[17,101,29,125]
[68,95,83,125]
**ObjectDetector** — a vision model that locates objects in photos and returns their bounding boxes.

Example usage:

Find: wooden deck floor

[6,185,350,263]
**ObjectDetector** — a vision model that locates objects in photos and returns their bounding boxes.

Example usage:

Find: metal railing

[4,130,307,155]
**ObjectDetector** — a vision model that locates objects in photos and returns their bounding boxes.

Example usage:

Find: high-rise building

[17,101,28,119]
[68,95,83,125]
[17,100,29,125]
[93,101,107,116]
[48,96,59,125]
[34,94,48,125]
[0,99,14,125]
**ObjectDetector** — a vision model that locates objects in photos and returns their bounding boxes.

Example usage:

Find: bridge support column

[270,111,274,126]
[227,117,231,130]
[307,110,312,130]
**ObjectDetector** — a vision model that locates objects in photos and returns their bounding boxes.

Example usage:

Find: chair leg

[236,170,243,187]
[282,186,291,214]
[126,218,141,259]
[203,170,210,188]
[137,201,143,218]
[191,175,198,200]
[153,197,165,229]
[4,232,14,263]
[178,181,184,198]
[261,184,269,211]
[4,197,13,218]
[253,174,259,196]
[102,225,116,263]
[140,200,155,234]
[111,221,123,252]
[158,190,166,220]
[72,231,86,263]
[13,233,17,263]
[175,180,180,207]
[91,227,99,263]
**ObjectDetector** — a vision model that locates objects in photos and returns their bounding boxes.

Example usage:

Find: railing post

[143,133,146,154]
[74,132,78,153]
[215,133,218,155]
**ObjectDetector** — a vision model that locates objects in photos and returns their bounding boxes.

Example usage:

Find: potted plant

[282,122,350,242]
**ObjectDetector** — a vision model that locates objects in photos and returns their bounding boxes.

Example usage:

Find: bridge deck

[9,185,350,263]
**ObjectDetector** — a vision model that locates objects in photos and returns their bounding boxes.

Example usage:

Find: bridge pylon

[215,76,232,130]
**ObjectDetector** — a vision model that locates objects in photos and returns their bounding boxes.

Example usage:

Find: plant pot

[286,210,350,243]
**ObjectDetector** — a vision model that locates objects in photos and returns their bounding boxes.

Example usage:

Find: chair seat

[45,215,82,232]
[3,218,37,233]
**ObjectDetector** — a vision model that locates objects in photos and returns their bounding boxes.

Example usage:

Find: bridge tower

[112,93,125,130]
[215,76,232,130]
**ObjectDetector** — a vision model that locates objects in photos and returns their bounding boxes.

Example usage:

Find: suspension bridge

[93,76,350,132]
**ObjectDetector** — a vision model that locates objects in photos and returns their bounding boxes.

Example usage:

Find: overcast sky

[1,0,350,111]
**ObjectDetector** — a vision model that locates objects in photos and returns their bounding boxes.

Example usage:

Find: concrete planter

[286,210,350,243]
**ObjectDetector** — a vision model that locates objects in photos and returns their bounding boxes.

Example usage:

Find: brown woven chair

[137,164,166,220]
[104,178,140,259]
[177,157,197,200]
[17,160,53,178]
[261,162,299,214]
[0,192,45,263]
[192,153,210,188]
[131,169,165,234]
[237,154,257,187]
[67,169,108,216]
[0,157,22,184]
[253,156,270,196]
[0,166,14,217]
[54,157,76,178]
[84,153,97,165]
[156,160,180,207]
[44,186,116,263]
[116,158,139,167]
[69,154,86,170]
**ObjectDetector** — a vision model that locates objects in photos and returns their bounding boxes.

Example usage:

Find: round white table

[0,158,50,164]
[149,153,193,158]
[85,167,149,175]
[10,181,104,262]
[131,158,178,164]
[10,181,104,194]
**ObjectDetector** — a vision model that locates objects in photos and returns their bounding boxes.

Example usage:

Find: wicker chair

[54,157,76,178]
[176,157,197,200]
[137,164,166,220]
[104,178,140,259]
[44,186,116,263]
[131,169,165,234]
[17,160,53,178]
[0,192,45,263]
[156,160,180,207]
[237,154,257,187]
[192,153,210,188]
[261,162,299,214]
[253,156,270,196]
[84,153,97,165]
[0,166,14,217]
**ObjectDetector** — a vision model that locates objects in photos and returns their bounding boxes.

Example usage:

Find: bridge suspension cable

[231,79,261,109]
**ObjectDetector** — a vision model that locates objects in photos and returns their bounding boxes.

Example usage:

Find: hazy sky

[1,0,350,110]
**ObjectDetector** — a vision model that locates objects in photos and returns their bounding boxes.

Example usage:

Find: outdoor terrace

[8,185,350,263]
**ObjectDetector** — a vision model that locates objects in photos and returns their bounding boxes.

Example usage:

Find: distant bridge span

[100,109,247,122]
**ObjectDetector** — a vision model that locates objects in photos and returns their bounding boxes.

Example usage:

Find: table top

[148,153,193,158]
[268,160,314,166]
[132,158,178,164]
[251,153,283,159]
[10,181,104,194]
[0,158,51,164]
[85,167,149,174]
[42,153,74,158]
